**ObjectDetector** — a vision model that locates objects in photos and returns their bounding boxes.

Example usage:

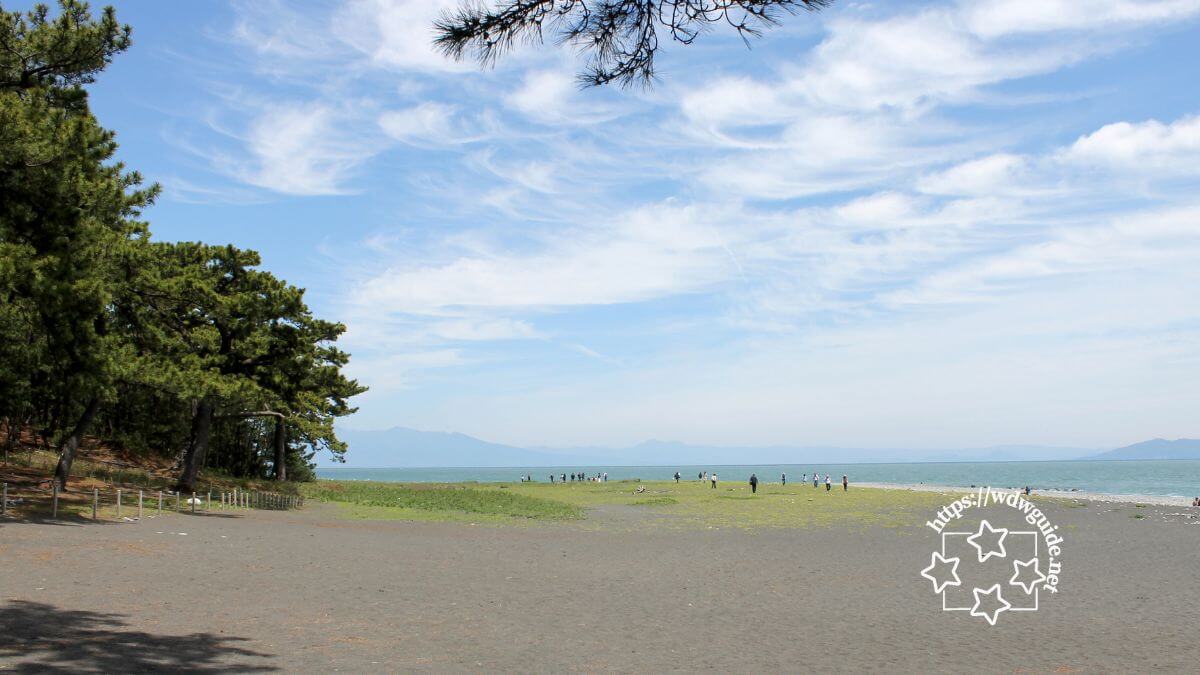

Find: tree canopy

[435,0,834,87]
[0,2,364,490]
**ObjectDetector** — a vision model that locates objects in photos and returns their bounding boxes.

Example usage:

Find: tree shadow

[0,600,277,673]
[0,510,248,528]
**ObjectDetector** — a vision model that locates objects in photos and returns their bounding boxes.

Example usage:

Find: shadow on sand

[0,510,247,528]
[0,600,277,673]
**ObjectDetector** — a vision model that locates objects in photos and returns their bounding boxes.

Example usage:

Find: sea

[317,459,1200,499]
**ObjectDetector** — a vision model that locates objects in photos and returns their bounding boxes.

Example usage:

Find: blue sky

[60,0,1200,451]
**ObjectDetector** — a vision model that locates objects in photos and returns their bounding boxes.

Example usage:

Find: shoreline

[313,472,1198,507]
[856,481,1193,507]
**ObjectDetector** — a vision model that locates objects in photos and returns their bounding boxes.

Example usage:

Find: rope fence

[0,482,303,522]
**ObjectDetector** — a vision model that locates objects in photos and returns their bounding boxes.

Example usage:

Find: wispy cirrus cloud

[154,0,1200,445]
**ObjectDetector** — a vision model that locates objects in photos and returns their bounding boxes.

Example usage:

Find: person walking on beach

[550,474,555,483]
[711,473,718,489]
[825,474,832,491]
[749,473,759,494]
[842,474,848,491]
[781,473,787,486]
[813,472,820,488]
[674,471,681,483]
[603,472,608,482]
[698,472,704,481]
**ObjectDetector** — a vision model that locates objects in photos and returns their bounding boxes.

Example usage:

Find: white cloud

[428,318,540,341]
[378,102,456,143]
[1062,116,1200,168]
[885,204,1200,308]
[917,153,1030,196]
[694,113,956,199]
[379,103,511,151]
[232,102,381,196]
[354,201,743,314]
[679,77,788,130]
[331,0,468,73]
[506,69,576,120]
[962,0,1200,38]
[790,9,1084,112]
[831,192,922,228]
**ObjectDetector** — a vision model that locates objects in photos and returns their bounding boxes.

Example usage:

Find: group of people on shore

[527,469,853,493]
[674,470,848,493]
[520,472,608,483]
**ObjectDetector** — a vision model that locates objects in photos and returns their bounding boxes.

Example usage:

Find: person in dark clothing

[842,474,848,491]
[781,473,787,486]
[749,474,759,494]
[674,471,681,483]
[550,474,555,483]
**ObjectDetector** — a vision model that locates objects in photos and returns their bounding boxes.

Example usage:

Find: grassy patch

[302,481,583,521]
[631,496,677,506]
[493,480,955,529]
[303,478,990,530]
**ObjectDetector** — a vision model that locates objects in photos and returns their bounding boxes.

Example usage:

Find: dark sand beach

[3,493,1199,673]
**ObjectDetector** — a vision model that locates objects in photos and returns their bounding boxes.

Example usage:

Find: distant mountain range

[328,426,1196,468]
[334,427,563,468]
[1086,438,1200,461]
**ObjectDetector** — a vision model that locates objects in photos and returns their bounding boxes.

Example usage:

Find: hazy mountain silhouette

[332,427,1099,467]
[1087,438,1200,461]
[335,427,578,467]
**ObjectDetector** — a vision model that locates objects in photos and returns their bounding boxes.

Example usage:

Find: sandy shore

[3,494,1199,672]
[858,481,1196,507]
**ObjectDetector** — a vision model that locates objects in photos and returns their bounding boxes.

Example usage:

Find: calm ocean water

[317,459,1200,498]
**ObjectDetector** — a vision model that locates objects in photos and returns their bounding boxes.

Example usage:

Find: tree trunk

[176,399,214,493]
[273,417,286,482]
[53,397,102,491]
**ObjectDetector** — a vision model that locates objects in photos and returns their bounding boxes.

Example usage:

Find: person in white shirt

[710,473,718,489]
